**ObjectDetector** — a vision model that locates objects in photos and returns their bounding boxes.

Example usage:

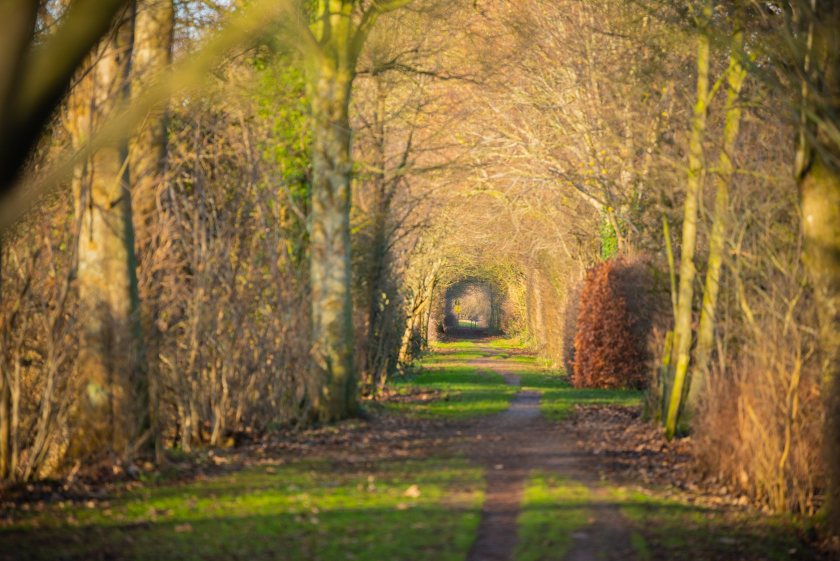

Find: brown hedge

[572,258,647,389]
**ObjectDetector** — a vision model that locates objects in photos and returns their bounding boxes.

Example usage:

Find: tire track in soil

[463,346,636,561]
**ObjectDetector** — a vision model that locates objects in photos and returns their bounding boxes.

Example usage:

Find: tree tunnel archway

[429,275,514,339]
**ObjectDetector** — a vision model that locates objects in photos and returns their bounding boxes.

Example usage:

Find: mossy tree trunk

[67,6,145,460]
[691,11,747,407]
[307,61,356,421]
[795,0,840,532]
[302,0,409,422]
[664,1,712,439]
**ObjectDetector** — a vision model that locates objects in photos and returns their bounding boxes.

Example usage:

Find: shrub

[572,258,650,389]
[694,313,824,515]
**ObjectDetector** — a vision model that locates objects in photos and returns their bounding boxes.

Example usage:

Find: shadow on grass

[2,459,484,561]
[614,495,814,561]
[516,496,811,561]
[3,504,481,561]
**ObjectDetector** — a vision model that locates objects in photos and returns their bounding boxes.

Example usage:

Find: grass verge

[609,486,807,561]
[2,457,483,561]
[519,370,643,421]
[386,366,517,418]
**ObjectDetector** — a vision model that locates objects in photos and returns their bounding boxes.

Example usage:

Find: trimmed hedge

[572,258,648,389]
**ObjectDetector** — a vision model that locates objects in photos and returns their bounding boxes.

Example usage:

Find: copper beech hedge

[572,258,649,390]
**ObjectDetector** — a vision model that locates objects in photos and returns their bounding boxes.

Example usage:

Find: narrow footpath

[462,345,636,561]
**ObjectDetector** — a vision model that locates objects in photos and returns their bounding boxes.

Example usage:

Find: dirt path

[464,346,636,561]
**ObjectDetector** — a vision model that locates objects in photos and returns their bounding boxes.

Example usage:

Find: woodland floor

[0,334,829,561]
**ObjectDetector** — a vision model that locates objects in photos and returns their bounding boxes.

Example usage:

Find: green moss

[3,458,484,561]
[599,215,619,261]
[515,473,591,561]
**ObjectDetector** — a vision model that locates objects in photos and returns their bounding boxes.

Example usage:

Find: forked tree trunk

[67,7,144,460]
[665,2,712,439]
[691,13,747,407]
[303,0,410,421]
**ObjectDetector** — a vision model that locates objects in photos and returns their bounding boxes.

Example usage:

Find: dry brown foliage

[573,258,649,390]
[695,335,823,515]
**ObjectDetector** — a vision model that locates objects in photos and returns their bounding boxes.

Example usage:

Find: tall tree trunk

[796,0,840,533]
[130,0,173,241]
[303,0,409,421]
[0,239,9,479]
[0,312,9,479]
[67,7,144,460]
[0,380,8,480]
[363,214,389,390]
[691,13,747,407]
[665,2,712,439]
[307,59,356,422]
[129,0,173,463]
[362,83,391,393]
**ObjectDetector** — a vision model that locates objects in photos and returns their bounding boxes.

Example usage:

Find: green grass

[519,370,643,421]
[430,340,478,351]
[421,351,486,364]
[502,355,540,365]
[394,337,643,421]
[515,472,591,561]
[485,336,528,349]
[608,486,805,561]
[386,366,517,418]
[2,458,484,561]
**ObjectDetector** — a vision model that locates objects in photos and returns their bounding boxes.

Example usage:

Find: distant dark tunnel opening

[433,277,506,340]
